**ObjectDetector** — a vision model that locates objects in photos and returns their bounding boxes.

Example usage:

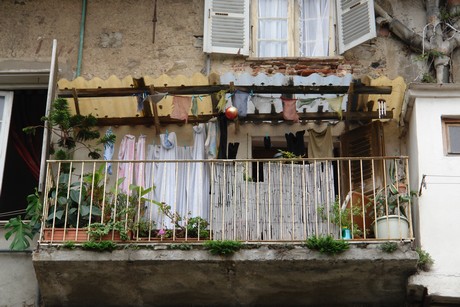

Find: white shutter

[203,0,250,55]
[0,92,13,196]
[336,0,376,54]
[39,39,58,192]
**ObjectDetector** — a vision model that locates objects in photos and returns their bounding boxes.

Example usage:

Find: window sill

[245,56,345,63]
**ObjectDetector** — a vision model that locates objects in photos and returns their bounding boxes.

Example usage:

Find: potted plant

[372,162,413,239]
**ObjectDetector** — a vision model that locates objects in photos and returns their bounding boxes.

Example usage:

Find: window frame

[0,91,14,196]
[250,0,337,58]
[442,117,460,155]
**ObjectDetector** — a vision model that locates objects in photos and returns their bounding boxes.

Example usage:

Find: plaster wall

[0,226,38,307]
[407,96,460,299]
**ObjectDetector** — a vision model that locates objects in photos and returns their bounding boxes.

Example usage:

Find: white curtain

[258,0,288,57]
[300,0,330,57]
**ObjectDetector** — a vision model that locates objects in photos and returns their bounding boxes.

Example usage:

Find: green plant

[63,241,76,249]
[4,189,42,250]
[379,242,398,253]
[186,216,209,239]
[87,221,129,241]
[23,97,114,160]
[416,247,434,271]
[305,235,349,255]
[277,149,303,159]
[318,197,366,237]
[204,240,242,255]
[82,240,117,252]
[169,243,193,250]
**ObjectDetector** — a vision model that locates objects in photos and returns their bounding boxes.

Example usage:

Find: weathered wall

[0,225,38,307]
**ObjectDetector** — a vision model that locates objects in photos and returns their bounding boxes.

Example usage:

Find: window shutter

[336,0,376,54]
[203,0,250,56]
[340,121,385,194]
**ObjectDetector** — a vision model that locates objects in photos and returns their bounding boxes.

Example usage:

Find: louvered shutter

[336,0,376,54]
[340,121,384,196]
[203,0,250,55]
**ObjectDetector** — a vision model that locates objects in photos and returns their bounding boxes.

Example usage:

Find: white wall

[407,90,460,299]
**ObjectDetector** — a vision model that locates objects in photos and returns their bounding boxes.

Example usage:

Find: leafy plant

[204,240,242,255]
[186,216,209,239]
[23,97,114,160]
[416,247,434,271]
[87,221,129,241]
[169,243,193,250]
[305,235,349,255]
[379,242,398,253]
[82,240,117,252]
[4,189,42,250]
[63,241,76,249]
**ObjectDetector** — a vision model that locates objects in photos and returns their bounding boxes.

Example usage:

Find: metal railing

[39,156,413,244]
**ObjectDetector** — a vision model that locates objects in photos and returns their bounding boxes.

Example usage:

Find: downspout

[76,0,87,78]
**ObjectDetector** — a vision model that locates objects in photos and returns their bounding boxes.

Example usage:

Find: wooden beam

[72,88,81,115]
[58,84,392,98]
[94,111,394,126]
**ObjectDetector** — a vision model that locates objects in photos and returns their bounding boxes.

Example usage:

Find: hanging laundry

[308,126,333,158]
[264,136,271,150]
[187,123,210,219]
[171,96,192,123]
[232,90,249,118]
[281,97,300,123]
[216,90,228,113]
[134,135,146,188]
[118,134,136,193]
[134,92,149,112]
[103,127,115,175]
[297,97,325,109]
[217,113,228,159]
[326,96,344,119]
[228,142,239,159]
[150,92,168,104]
[249,95,272,114]
[191,95,199,117]
[205,120,218,159]
[285,130,306,156]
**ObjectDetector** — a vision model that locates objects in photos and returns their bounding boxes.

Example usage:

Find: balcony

[33,157,419,306]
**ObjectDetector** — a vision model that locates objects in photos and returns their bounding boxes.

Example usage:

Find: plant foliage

[416,247,434,271]
[204,240,242,256]
[82,240,117,252]
[305,235,349,255]
[379,242,398,253]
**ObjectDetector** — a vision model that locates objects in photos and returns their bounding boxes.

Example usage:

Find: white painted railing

[39,157,413,244]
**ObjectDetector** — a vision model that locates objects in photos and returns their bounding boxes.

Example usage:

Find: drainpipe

[76,0,87,78]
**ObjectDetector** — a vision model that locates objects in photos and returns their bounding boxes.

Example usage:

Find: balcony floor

[33,242,418,306]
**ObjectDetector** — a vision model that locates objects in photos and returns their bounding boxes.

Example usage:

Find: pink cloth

[171,96,192,123]
[282,98,299,123]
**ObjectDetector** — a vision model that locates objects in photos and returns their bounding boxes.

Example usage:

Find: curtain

[300,0,330,57]
[258,0,288,57]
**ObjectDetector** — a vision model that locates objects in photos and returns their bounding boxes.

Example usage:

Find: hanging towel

[297,97,325,108]
[232,90,249,117]
[308,126,333,158]
[326,96,344,119]
[205,120,218,159]
[249,95,272,114]
[134,135,146,188]
[191,96,199,117]
[103,127,115,175]
[282,97,300,123]
[217,113,228,159]
[150,92,168,104]
[171,96,192,123]
[118,134,136,193]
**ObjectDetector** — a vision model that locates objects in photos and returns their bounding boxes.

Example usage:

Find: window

[442,117,460,155]
[203,0,376,56]
[0,92,13,195]
[254,0,332,57]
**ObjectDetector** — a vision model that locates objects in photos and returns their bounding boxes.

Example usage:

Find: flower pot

[373,215,410,239]
[42,228,89,242]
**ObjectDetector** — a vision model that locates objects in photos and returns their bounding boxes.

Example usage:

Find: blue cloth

[103,127,115,174]
[232,90,249,117]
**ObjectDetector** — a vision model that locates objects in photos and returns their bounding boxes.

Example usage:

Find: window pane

[448,125,460,153]
[258,0,288,57]
[300,0,330,57]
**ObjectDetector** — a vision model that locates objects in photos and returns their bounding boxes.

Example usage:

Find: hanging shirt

[232,90,249,118]
[308,126,333,158]
[281,97,300,123]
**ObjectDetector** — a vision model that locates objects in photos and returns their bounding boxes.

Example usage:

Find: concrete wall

[406,85,460,302]
[0,225,38,307]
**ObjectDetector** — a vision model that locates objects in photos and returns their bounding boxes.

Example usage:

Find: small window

[443,117,460,155]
